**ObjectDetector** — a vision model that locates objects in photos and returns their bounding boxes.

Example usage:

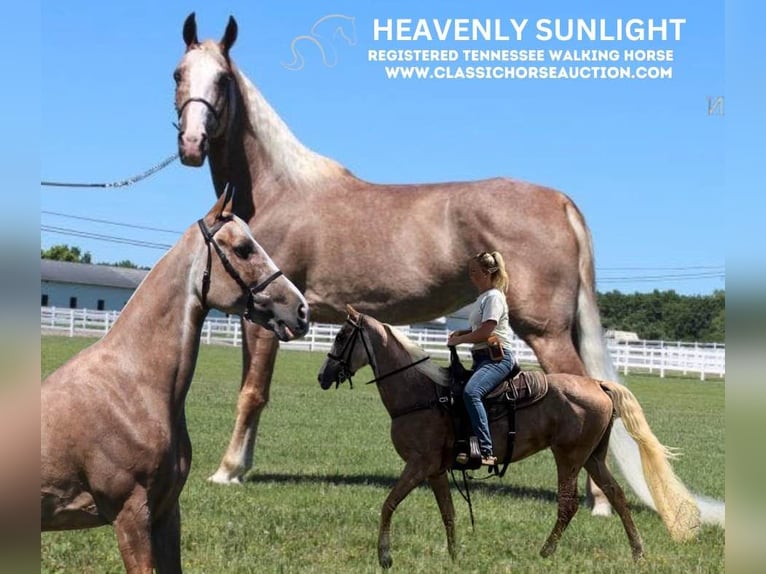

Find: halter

[197,216,283,322]
[327,315,430,388]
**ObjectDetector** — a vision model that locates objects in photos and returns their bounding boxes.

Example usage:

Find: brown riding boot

[481,454,497,466]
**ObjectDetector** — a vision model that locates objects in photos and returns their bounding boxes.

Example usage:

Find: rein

[364,356,431,386]
[196,200,283,321]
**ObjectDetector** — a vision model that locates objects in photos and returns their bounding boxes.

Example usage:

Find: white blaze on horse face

[177,47,228,166]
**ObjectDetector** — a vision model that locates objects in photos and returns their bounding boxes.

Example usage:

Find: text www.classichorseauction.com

[369,17,683,80]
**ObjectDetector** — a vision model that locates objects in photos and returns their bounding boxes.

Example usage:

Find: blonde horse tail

[600,381,701,541]
[564,200,725,529]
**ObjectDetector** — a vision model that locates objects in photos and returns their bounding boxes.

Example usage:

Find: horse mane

[232,65,349,184]
[383,324,451,387]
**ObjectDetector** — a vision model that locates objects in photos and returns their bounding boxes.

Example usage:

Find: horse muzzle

[178,131,208,167]
[245,298,309,342]
[317,362,352,390]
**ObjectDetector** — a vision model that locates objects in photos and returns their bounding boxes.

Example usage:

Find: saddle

[448,346,548,474]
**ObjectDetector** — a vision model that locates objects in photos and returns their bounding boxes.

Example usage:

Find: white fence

[41,307,725,381]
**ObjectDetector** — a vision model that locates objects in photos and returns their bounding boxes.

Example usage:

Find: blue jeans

[464,349,516,456]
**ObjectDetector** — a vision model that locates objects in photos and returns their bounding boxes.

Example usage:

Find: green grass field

[41,336,724,573]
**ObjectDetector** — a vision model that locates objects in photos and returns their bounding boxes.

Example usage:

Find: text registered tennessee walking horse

[172,13,724,527]
[318,307,700,568]
[40,191,309,573]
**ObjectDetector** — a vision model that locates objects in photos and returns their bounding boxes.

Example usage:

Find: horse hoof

[379,553,392,569]
[540,543,556,558]
[207,470,244,485]
[632,548,645,562]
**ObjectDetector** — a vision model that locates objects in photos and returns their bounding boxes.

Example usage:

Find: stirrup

[481,455,497,466]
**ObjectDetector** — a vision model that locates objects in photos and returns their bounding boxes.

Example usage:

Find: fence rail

[41,307,725,380]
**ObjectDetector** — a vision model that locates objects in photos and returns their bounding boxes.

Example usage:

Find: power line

[40,212,725,284]
[41,211,182,235]
[597,265,724,271]
[40,225,724,284]
[40,211,725,273]
[598,272,724,283]
[41,225,172,251]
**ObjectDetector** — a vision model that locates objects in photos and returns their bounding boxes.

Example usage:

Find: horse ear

[220,183,236,216]
[204,193,226,224]
[346,304,360,321]
[204,184,235,223]
[221,16,238,54]
[183,12,198,47]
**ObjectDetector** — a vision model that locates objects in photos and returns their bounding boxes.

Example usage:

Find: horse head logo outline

[282,14,357,71]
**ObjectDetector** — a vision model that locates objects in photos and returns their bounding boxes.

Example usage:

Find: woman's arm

[447,320,497,346]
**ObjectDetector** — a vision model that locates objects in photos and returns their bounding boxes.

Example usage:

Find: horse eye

[217,74,231,88]
[233,242,253,259]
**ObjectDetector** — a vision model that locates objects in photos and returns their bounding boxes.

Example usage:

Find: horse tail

[600,380,701,541]
[564,200,725,528]
[563,201,615,381]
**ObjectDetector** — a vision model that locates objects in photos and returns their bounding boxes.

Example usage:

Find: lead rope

[41,152,179,188]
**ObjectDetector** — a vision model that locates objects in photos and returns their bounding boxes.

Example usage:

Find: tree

[98,260,150,270]
[597,289,725,343]
[41,244,91,264]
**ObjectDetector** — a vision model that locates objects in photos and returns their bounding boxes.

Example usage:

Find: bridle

[196,215,282,322]
[326,317,376,388]
[327,315,430,388]
[175,71,235,140]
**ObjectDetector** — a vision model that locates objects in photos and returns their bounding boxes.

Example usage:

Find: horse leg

[540,448,581,558]
[523,331,613,516]
[152,502,182,574]
[583,436,645,560]
[209,322,279,484]
[379,460,429,569]
[114,490,154,574]
[428,472,456,561]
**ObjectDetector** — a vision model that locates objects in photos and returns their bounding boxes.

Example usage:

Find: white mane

[234,68,346,184]
[384,324,451,387]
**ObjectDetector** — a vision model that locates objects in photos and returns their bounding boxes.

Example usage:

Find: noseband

[176,74,234,137]
[197,217,283,321]
[177,97,223,129]
[327,316,430,388]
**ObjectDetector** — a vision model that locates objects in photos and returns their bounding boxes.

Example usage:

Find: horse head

[331,15,358,47]
[195,189,309,341]
[318,305,374,389]
[175,12,238,167]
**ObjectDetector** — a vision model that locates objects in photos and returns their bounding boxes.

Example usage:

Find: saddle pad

[486,370,548,409]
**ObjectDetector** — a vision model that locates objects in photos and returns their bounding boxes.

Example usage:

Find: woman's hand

[447,331,462,347]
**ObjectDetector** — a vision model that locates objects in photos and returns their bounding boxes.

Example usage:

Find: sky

[40,0,727,295]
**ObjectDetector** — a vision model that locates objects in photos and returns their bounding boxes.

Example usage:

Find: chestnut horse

[318,307,700,568]
[41,192,309,573]
[172,13,723,526]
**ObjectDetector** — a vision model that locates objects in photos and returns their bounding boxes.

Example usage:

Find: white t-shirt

[468,288,512,351]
